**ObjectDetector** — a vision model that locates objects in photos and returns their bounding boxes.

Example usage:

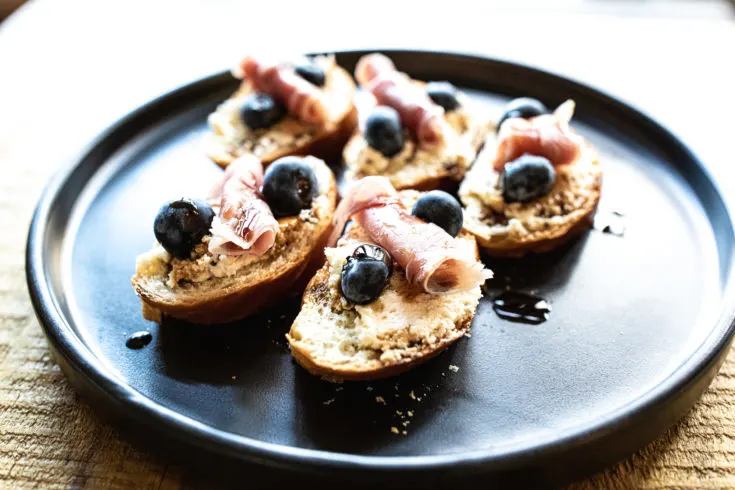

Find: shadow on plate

[155,297,301,385]
[483,230,591,294]
[291,340,467,454]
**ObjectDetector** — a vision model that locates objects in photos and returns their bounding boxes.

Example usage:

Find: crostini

[287,177,492,381]
[459,98,602,257]
[342,53,488,191]
[207,55,357,168]
[132,155,337,324]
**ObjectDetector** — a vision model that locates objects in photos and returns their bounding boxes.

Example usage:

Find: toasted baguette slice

[207,55,357,169]
[342,85,488,192]
[132,157,337,325]
[459,132,602,257]
[287,190,484,381]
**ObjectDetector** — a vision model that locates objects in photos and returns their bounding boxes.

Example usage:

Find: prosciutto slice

[330,177,491,294]
[238,56,330,125]
[493,100,584,170]
[208,155,279,256]
[354,53,448,146]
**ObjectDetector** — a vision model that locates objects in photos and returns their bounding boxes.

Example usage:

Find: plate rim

[25,48,735,475]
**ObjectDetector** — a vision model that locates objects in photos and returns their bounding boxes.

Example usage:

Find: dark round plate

[26,50,735,487]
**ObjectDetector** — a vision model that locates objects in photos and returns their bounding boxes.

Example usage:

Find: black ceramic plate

[26,50,735,487]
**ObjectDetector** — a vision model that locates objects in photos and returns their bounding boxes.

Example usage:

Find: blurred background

[6,0,735,20]
[4,0,733,19]
[2,0,733,175]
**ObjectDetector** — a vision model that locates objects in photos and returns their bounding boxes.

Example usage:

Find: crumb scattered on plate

[391,427,399,434]
[448,365,459,372]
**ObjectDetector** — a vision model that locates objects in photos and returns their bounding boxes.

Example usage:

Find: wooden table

[1,1,735,487]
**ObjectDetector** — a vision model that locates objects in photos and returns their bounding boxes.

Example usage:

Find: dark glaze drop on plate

[492,291,551,324]
[126,331,153,349]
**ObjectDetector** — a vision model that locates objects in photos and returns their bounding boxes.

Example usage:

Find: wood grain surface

[1,1,735,488]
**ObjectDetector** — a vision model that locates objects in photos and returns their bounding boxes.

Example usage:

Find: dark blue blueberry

[497,97,548,131]
[295,61,326,87]
[426,81,460,112]
[365,106,404,157]
[154,199,214,258]
[240,93,286,130]
[411,190,464,237]
[502,154,556,203]
[262,157,318,218]
[340,245,392,304]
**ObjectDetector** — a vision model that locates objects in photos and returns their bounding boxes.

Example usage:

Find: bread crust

[473,198,600,258]
[131,166,337,325]
[133,259,308,324]
[208,64,357,169]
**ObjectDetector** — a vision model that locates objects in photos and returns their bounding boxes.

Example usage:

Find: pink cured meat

[329,177,491,294]
[492,101,584,170]
[354,53,448,146]
[239,56,329,125]
[208,155,279,256]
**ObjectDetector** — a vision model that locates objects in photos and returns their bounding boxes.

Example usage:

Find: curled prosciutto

[330,176,491,294]
[355,53,449,147]
[493,100,584,171]
[237,56,330,125]
[208,155,279,256]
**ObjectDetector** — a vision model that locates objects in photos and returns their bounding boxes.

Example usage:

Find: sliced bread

[287,190,483,381]
[342,83,488,192]
[207,55,357,169]
[132,157,337,324]
[459,132,602,257]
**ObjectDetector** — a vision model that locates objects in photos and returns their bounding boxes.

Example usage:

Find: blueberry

[340,245,392,305]
[262,157,318,218]
[502,154,556,203]
[411,190,464,237]
[154,199,215,259]
[240,93,285,130]
[365,106,404,157]
[426,81,460,112]
[295,61,326,87]
[497,97,548,131]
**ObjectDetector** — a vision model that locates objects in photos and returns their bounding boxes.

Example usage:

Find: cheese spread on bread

[343,92,487,189]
